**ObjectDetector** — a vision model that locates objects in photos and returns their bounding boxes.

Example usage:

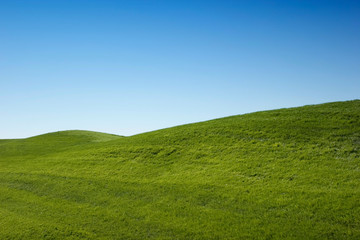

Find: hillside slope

[0,100,359,239]
[0,130,122,159]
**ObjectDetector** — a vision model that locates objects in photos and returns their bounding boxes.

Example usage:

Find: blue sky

[1,0,359,138]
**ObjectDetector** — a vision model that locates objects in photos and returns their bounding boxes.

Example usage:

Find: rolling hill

[0,100,359,239]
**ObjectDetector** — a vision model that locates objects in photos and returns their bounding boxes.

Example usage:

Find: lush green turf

[1,100,359,239]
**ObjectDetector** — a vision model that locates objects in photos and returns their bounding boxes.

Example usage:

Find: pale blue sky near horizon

[1,0,359,138]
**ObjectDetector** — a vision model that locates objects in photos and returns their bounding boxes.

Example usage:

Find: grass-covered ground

[0,100,359,239]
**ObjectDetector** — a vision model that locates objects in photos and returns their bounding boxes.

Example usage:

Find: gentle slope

[0,100,359,239]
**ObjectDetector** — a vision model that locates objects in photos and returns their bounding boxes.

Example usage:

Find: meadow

[0,100,359,239]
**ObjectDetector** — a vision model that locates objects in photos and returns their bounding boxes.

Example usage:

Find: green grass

[0,100,359,239]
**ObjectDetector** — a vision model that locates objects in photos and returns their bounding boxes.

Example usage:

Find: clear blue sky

[1,0,359,138]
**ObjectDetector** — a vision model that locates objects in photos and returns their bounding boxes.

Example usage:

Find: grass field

[0,100,359,239]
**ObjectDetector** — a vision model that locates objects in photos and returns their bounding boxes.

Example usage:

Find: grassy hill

[0,100,359,239]
[0,130,122,159]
